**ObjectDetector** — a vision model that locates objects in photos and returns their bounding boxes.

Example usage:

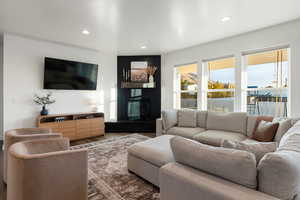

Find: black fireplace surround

[105,55,161,132]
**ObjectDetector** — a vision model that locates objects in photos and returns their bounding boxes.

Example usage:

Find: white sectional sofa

[156,110,280,146]
[128,110,300,200]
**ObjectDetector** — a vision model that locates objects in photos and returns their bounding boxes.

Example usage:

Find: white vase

[149,75,154,83]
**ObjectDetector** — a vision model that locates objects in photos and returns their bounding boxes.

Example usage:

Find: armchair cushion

[170,136,257,189]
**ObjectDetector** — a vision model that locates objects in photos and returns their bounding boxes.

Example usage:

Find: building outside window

[174,63,198,109]
[245,48,289,117]
[206,57,235,112]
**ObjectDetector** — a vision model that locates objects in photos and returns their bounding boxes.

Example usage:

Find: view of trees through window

[207,57,235,112]
[174,64,197,109]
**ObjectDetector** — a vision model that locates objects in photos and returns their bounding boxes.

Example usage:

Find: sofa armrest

[156,118,164,136]
[159,163,279,200]
[258,150,300,200]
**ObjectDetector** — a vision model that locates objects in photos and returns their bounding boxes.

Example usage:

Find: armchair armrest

[5,133,62,150]
[8,139,88,200]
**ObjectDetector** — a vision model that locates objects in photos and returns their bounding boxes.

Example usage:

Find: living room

[1,1,300,200]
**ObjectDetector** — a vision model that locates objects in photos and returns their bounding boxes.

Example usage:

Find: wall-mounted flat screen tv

[43,57,98,90]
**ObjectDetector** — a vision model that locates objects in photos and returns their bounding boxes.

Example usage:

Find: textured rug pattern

[72,134,159,200]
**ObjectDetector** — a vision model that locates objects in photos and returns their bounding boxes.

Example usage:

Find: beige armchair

[7,138,88,200]
[3,128,61,183]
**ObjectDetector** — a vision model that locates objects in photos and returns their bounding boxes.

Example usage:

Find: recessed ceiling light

[141,46,147,49]
[221,16,231,22]
[82,29,90,35]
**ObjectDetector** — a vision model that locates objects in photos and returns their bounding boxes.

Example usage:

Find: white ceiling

[0,0,300,54]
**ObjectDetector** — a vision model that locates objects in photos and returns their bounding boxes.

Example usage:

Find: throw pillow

[170,136,257,189]
[273,118,292,143]
[251,116,274,136]
[178,109,197,127]
[221,140,277,162]
[161,110,178,130]
[252,120,279,142]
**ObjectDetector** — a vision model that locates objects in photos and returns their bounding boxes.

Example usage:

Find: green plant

[34,92,56,106]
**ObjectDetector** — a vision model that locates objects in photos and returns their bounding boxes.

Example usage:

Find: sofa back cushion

[178,109,197,127]
[206,112,247,134]
[279,120,300,151]
[162,110,178,130]
[170,136,257,189]
[273,118,292,143]
[197,111,208,128]
[221,140,277,162]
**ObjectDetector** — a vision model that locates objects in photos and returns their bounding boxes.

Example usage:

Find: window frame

[203,56,236,112]
[172,46,291,117]
[173,62,198,110]
[243,48,290,117]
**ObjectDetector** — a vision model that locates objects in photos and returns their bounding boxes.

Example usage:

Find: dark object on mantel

[105,121,156,133]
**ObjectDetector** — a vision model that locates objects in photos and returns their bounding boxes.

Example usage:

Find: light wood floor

[0,132,155,200]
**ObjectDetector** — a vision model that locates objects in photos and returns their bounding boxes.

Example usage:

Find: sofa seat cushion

[193,130,247,147]
[128,135,175,167]
[167,127,206,139]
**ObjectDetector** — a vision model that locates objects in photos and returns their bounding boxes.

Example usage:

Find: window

[172,47,290,117]
[245,48,289,117]
[174,63,198,109]
[206,57,235,112]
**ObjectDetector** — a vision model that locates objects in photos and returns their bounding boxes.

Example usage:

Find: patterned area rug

[72,134,160,200]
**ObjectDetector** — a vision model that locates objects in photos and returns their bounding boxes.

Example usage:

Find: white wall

[0,36,3,138]
[162,19,300,117]
[3,34,117,132]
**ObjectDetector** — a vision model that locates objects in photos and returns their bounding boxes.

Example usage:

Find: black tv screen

[43,57,98,90]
